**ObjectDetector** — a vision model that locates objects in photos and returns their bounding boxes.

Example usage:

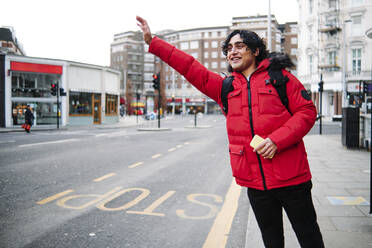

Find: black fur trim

[267,52,294,70]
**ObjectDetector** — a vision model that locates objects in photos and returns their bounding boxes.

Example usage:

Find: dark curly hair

[222,30,269,72]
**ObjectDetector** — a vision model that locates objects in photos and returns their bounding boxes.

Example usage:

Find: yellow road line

[93,173,116,182]
[128,161,144,168]
[202,180,242,248]
[36,189,74,205]
[152,153,162,159]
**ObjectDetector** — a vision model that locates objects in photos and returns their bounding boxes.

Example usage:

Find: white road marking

[19,138,79,148]
[0,140,15,144]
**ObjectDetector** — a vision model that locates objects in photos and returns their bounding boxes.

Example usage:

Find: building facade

[111,15,298,115]
[0,26,25,55]
[297,0,372,117]
[0,54,120,128]
[110,31,157,115]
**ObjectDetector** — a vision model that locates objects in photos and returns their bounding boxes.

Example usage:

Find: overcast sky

[2,0,299,67]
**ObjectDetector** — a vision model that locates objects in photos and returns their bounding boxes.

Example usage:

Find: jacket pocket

[271,142,309,181]
[227,88,242,116]
[257,87,286,115]
[229,144,253,181]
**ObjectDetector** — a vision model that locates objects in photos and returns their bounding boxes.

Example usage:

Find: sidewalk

[245,134,372,248]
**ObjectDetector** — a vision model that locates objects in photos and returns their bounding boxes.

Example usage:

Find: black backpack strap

[267,68,292,115]
[221,76,235,115]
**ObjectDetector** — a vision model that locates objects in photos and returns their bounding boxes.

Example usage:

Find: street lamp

[342,19,352,108]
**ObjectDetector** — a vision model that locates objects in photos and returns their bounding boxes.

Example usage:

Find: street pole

[158,85,161,128]
[342,20,352,108]
[319,74,323,135]
[57,81,60,129]
[136,86,138,124]
[267,0,272,51]
[364,27,372,214]
[172,69,175,116]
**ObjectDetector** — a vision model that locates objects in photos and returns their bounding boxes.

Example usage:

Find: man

[137,16,324,247]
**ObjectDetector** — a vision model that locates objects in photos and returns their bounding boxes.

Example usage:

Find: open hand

[253,138,277,159]
[136,16,152,45]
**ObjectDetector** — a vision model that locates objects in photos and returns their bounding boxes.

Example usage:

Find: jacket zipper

[244,73,268,190]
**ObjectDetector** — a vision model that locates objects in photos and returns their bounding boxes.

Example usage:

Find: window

[291,37,297,44]
[291,48,297,55]
[204,62,209,68]
[220,61,226,69]
[180,42,189,50]
[106,94,118,115]
[351,0,363,6]
[328,51,336,65]
[11,72,60,98]
[191,52,198,59]
[351,16,362,36]
[308,25,313,41]
[190,41,199,49]
[329,0,336,8]
[69,92,92,115]
[211,41,218,48]
[204,52,209,58]
[309,0,313,14]
[211,51,218,58]
[211,62,218,69]
[204,41,209,48]
[352,48,361,74]
[308,55,313,74]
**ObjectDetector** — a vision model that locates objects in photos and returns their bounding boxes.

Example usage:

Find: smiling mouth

[230,57,241,63]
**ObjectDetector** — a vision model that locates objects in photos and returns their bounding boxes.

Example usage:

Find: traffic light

[59,88,67,96]
[152,73,160,90]
[318,81,324,92]
[50,83,57,96]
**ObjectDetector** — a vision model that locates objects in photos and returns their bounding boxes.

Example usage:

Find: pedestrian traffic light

[50,83,57,96]
[59,88,67,96]
[318,81,324,92]
[152,73,160,90]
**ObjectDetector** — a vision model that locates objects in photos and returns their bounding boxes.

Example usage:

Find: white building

[1,54,120,127]
[297,0,372,119]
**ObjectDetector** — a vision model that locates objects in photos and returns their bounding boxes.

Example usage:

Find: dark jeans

[247,181,324,248]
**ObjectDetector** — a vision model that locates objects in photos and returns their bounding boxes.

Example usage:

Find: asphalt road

[0,115,249,248]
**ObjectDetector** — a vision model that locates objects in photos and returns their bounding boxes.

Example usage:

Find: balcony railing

[346,70,372,81]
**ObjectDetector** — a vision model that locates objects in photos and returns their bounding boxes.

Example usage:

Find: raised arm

[136,16,224,105]
[136,16,152,45]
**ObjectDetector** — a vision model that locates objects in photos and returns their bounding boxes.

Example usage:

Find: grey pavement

[1,116,371,247]
[245,134,372,248]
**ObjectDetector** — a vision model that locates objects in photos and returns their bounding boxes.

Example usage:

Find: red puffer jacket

[149,37,317,190]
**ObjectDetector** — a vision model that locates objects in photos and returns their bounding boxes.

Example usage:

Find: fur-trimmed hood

[267,52,295,70]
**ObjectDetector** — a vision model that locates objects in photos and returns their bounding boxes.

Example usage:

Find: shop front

[2,55,121,127]
[9,61,63,127]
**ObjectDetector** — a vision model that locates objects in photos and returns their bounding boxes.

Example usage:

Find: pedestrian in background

[23,105,34,133]
[136,16,324,247]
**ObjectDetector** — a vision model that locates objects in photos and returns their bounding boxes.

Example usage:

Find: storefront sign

[10,61,63,74]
